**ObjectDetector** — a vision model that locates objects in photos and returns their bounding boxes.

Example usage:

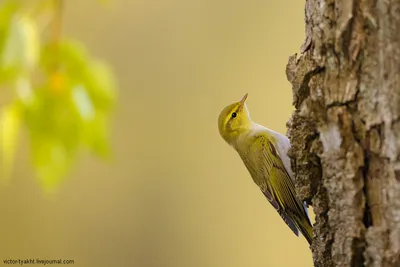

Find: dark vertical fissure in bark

[286,1,400,266]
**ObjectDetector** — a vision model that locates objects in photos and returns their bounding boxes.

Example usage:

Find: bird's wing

[243,133,312,240]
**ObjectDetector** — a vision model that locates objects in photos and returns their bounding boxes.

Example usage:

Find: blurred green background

[0,0,313,266]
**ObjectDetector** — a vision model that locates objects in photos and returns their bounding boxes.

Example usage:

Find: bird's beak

[238,93,248,111]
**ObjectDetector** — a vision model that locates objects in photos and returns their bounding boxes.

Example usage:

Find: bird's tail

[297,219,313,246]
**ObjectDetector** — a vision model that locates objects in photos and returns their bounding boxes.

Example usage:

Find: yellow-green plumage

[218,94,313,245]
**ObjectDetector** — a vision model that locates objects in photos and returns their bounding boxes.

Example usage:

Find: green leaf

[30,136,74,194]
[82,112,111,157]
[0,1,19,37]
[0,14,40,76]
[84,59,117,111]
[15,76,35,106]
[71,84,95,121]
[0,1,18,37]
[0,102,21,181]
[41,39,89,75]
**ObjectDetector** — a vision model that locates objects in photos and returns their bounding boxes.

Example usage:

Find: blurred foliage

[0,0,117,193]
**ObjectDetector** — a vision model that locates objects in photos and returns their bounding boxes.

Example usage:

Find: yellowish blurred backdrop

[0,0,313,266]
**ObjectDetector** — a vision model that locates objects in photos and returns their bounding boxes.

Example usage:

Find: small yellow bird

[218,93,313,245]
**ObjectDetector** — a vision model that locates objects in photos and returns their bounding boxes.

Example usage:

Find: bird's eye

[231,112,237,118]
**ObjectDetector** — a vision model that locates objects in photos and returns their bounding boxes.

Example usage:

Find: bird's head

[218,93,253,146]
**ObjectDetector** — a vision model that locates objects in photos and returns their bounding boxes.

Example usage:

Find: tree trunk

[286,1,400,266]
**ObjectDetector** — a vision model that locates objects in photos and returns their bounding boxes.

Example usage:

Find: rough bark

[286,1,400,266]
